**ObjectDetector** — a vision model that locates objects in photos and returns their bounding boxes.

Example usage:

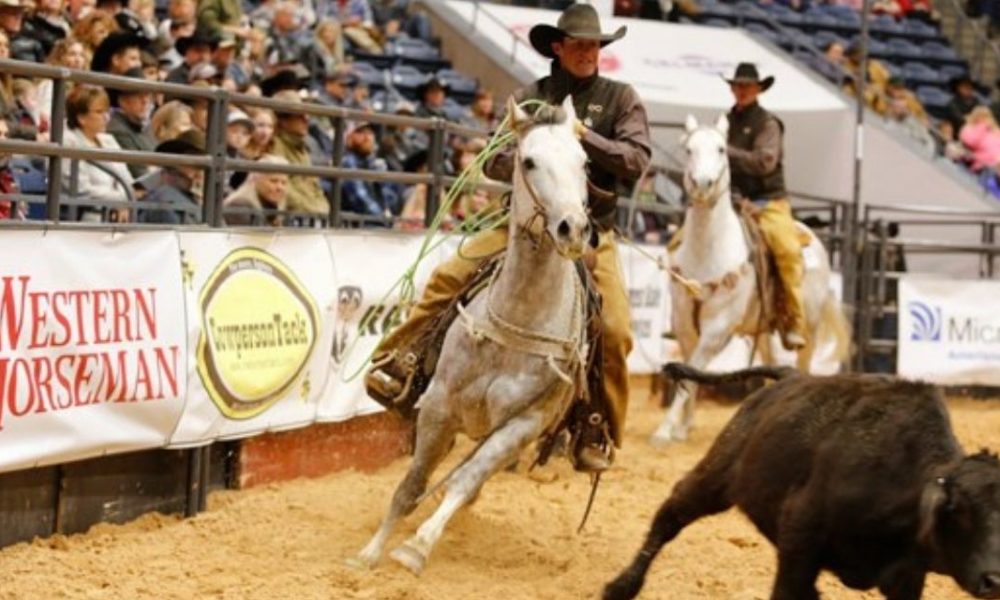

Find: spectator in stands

[212,32,245,90]
[269,89,329,217]
[243,106,275,159]
[64,84,135,220]
[10,77,42,140]
[415,76,450,120]
[90,29,147,74]
[372,0,433,44]
[150,99,194,141]
[156,0,195,52]
[332,0,382,54]
[380,101,429,172]
[341,120,402,222]
[196,0,246,40]
[843,40,892,113]
[265,1,309,67]
[226,108,254,188]
[0,117,20,220]
[0,0,45,63]
[106,67,156,177]
[302,18,347,86]
[347,79,372,112]
[36,37,86,128]
[71,11,116,53]
[317,70,354,107]
[139,127,203,223]
[935,119,970,163]
[397,148,445,230]
[989,77,1000,126]
[0,30,34,139]
[22,0,70,57]
[884,95,936,158]
[222,154,290,225]
[463,88,497,131]
[959,106,1000,171]
[809,40,847,84]
[165,28,216,84]
[884,76,929,126]
[946,74,980,133]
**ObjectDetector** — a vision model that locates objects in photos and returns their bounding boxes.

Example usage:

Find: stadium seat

[886,38,924,61]
[812,30,847,50]
[351,61,389,91]
[921,41,961,64]
[390,64,428,97]
[347,48,397,71]
[436,68,478,102]
[9,156,47,220]
[903,61,943,87]
[916,85,953,120]
[391,38,451,73]
[902,18,942,41]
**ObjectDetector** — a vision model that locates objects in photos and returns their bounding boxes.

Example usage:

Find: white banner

[620,243,669,374]
[317,231,440,422]
[898,277,1000,385]
[169,232,336,446]
[0,230,186,472]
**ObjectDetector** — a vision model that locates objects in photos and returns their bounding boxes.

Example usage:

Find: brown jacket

[727,102,786,201]
[270,131,329,216]
[484,64,651,227]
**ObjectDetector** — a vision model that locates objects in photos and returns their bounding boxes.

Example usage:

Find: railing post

[202,90,228,227]
[329,115,346,228]
[426,119,446,229]
[45,78,67,222]
[987,222,997,278]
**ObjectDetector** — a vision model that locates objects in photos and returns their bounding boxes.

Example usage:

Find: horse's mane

[531,103,567,127]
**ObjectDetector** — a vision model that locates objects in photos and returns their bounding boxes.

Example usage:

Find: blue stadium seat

[390,64,427,96]
[939,64,968,81]
[347,48,397,71]
[702,17,733,28]
[441,97,469,123]
[351,61,389,90]
[886,38,924,60]
[903,61,942,86]
[812,30,847,50]
[436,68,477,102]
[391,38,451,73]
[902,18,942,41]
[921,41,961,63]
[916,85,952,119]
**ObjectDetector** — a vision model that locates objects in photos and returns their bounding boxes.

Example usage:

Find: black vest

[526,67,630,202]
[727,103,787,200]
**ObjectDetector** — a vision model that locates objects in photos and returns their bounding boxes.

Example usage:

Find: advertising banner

[169,231,336,446]
[0,230,186,472]
[898,277,1000,385]
[317,231,440,422]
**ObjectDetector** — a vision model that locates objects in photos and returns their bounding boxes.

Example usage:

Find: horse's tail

[816,290,852,366]
[664,362,797,386]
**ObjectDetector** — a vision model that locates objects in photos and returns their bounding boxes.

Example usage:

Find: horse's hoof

[344,554,377,571]
[390,542,427,575]
[649,425,687,447]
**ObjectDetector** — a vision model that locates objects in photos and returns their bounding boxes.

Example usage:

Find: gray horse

[350,96,592,575]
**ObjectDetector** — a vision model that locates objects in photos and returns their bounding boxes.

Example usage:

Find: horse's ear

[715,113,730,137]
[561,94,578,126]
[506,96,529,134]
[685,114,698,134]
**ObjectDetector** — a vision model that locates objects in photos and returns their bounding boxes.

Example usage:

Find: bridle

[684,130,732,208]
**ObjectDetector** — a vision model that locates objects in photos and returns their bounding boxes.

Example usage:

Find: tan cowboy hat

[529,4,626,59]
[723,62,775,92]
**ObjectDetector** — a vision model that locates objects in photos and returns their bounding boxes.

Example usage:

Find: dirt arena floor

[1,385,996,600]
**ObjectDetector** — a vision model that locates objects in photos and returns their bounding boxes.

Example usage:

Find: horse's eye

[718,147,725,156]
[522,157,536,170]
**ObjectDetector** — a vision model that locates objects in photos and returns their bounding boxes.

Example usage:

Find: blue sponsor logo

[908,301,942,342]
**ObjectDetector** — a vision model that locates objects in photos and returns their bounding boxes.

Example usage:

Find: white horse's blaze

[351,96,591,574]
[651,115,851,446]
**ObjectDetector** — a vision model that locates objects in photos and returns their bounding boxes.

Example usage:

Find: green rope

[338,99,547,383]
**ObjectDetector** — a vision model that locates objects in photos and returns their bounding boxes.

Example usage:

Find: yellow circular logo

[197,247,320,419]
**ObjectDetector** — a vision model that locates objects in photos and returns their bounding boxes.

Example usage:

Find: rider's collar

[550,61,599,98]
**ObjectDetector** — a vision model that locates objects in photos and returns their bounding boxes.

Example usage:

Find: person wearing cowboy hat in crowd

[139,128,204,224]
[0,0,46,63]
[946,73,981,134]
[165,28,217,84]
[365,3,650,473]
[106,67,156,178]
[90,28,149,74]
[268,89,329,218]
[414,76,450,120]
[721,62,808,351]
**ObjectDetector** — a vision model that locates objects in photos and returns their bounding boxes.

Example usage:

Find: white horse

[350,96,591,574]
[651,114,850,445]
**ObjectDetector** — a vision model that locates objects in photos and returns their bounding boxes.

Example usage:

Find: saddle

[736,199,782,336]
[365,252,606,459]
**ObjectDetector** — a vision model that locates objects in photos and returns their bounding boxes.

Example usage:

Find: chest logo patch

[587,104,603,114]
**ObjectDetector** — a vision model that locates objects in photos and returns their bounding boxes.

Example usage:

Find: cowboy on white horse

[724,62,807,350]
[365,3,651,473]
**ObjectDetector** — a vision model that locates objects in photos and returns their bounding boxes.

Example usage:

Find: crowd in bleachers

[0,0,501,226]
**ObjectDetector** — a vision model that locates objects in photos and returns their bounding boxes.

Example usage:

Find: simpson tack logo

[197,247,320,419]
[908,301,942,342]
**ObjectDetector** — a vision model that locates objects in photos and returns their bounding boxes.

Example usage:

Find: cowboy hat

[108,67,148,107]
[723,62,774,92]
[260,65,310,97]
[156,128,206,155]
[91,31,150,73]
[416,76,449,98]
[175,29,218,55]
[528,3,626,60]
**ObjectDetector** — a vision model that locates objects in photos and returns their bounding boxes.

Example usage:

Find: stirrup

[364,350,420,415]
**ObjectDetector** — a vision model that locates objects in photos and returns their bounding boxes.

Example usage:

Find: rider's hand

[574,119,587,140]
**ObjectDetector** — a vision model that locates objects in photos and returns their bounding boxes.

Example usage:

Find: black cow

[606,364,1000,600]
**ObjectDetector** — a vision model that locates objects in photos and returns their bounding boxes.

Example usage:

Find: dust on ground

[1,386,995,600]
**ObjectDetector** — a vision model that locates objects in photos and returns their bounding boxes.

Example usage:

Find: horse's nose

[556,215,589,248]
[696,175,714,190]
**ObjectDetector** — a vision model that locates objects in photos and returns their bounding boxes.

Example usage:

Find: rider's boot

[573,412,613,473]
